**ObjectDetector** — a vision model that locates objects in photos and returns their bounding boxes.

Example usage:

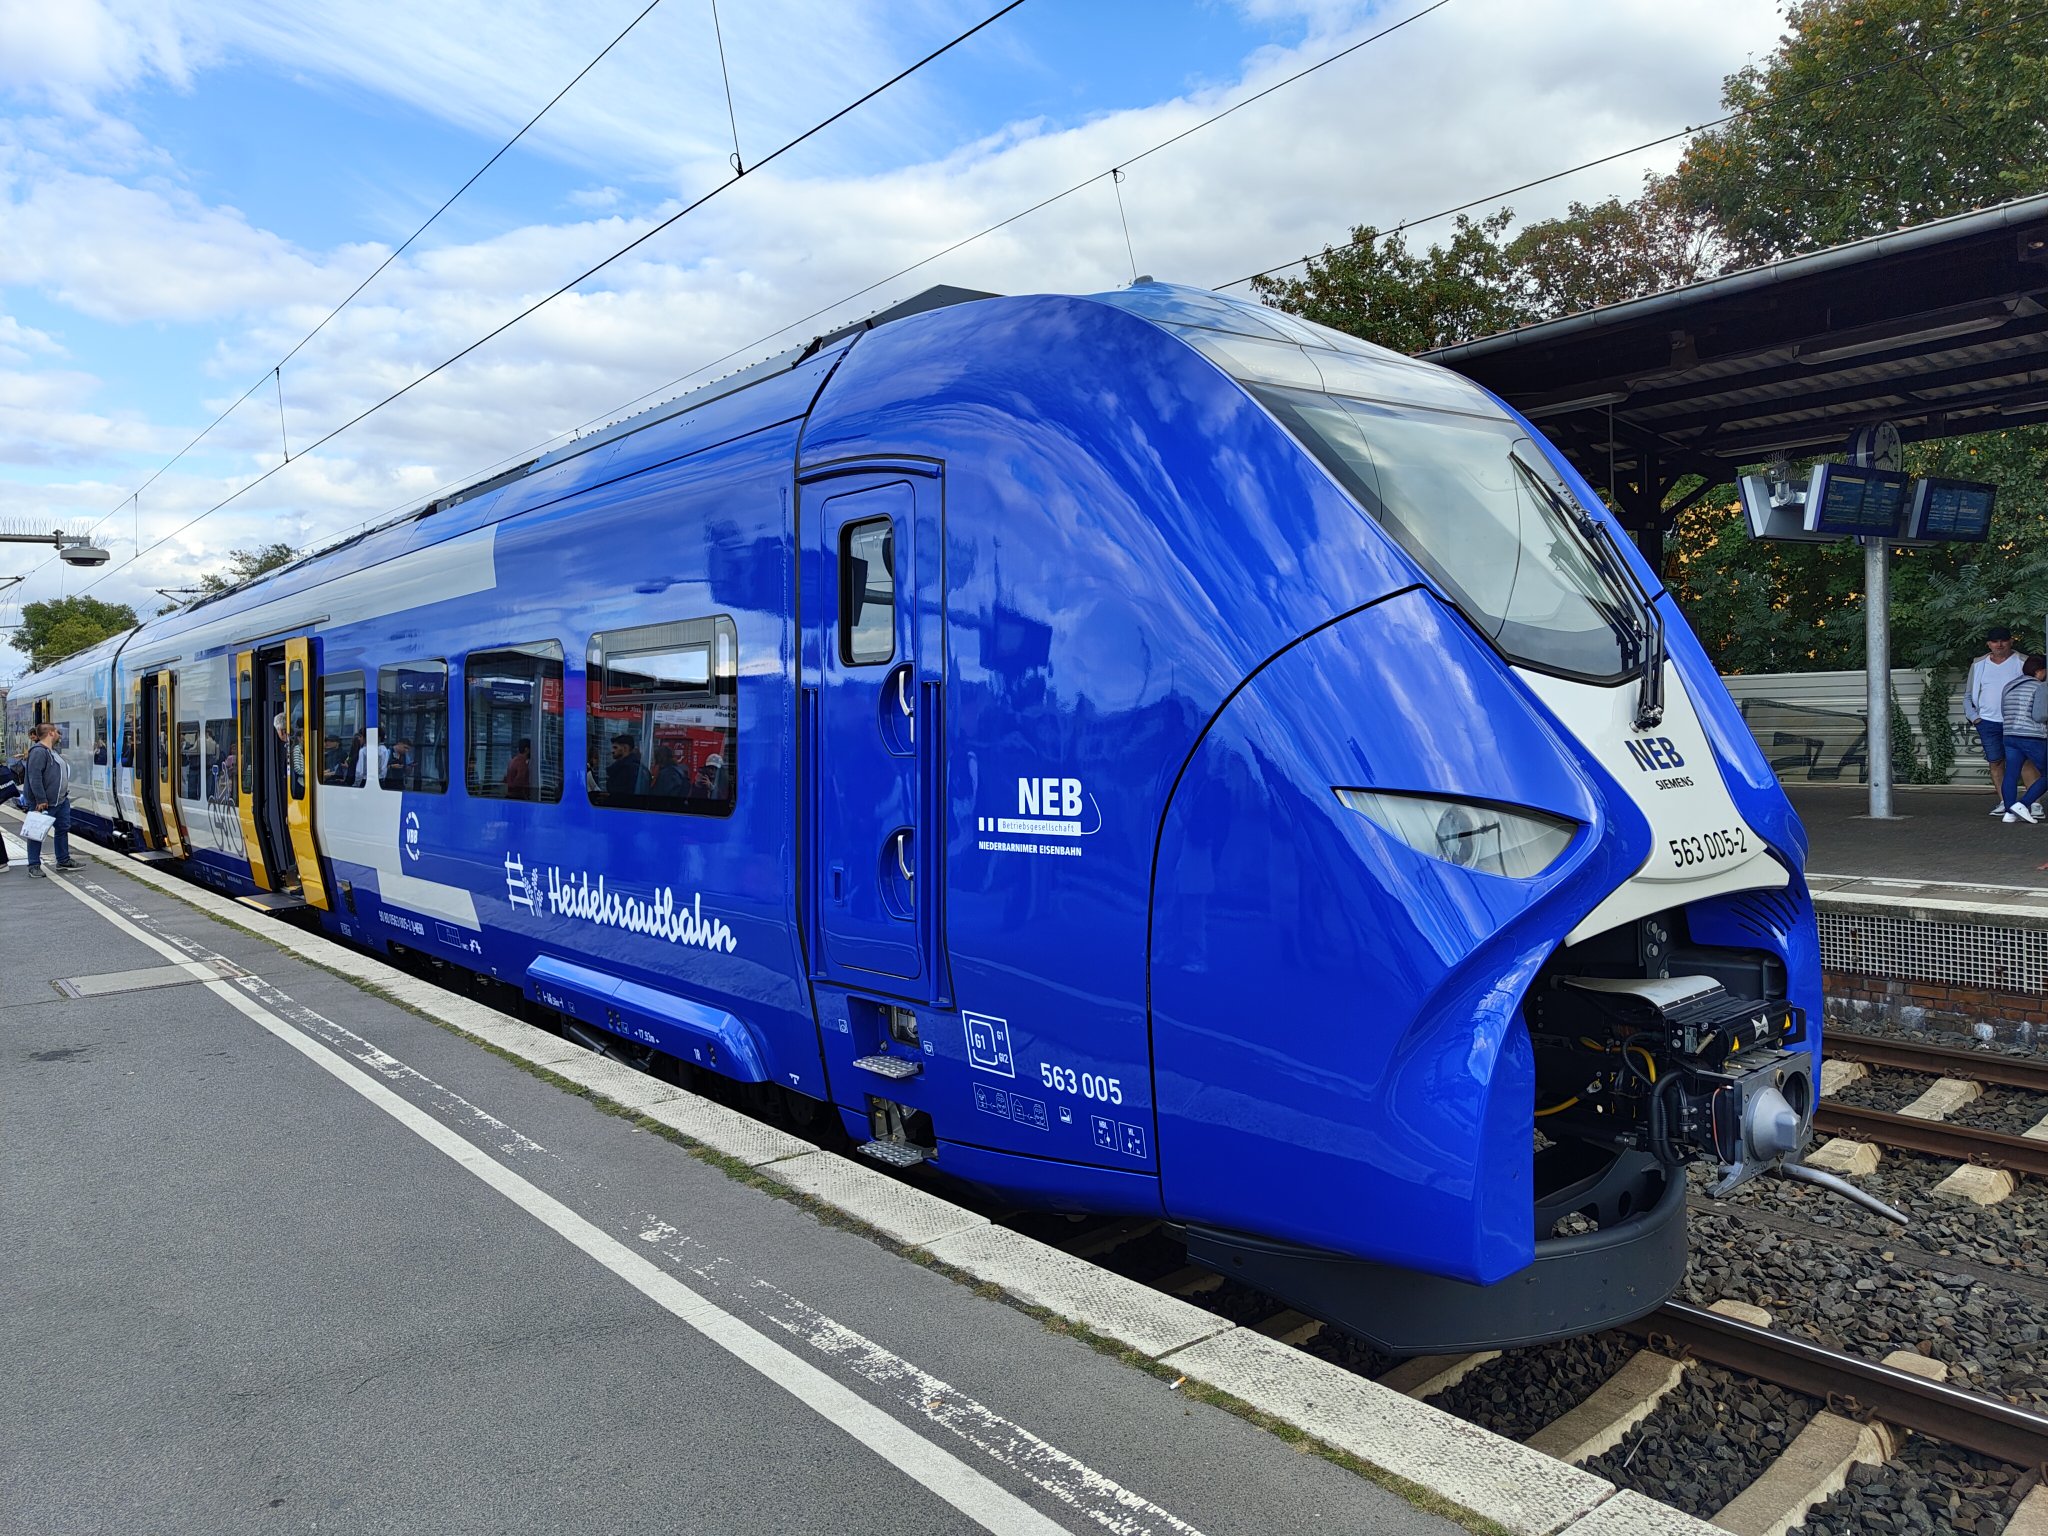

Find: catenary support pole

[1865,536,1897,819]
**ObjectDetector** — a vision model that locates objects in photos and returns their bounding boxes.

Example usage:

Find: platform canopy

[1423,194,2048,541]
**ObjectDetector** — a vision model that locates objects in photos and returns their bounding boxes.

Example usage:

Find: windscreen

[1252,383,1651,683]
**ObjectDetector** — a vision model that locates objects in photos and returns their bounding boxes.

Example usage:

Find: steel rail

[1632,1301,2048,1467]
[1813,1103,2048,1179]
[1824,1031,2048,1094]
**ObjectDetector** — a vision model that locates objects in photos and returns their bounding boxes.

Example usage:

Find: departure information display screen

[1803,463,1910,538]
[1906,477,1997,542]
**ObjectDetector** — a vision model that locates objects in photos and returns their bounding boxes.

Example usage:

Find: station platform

[1790,783,2048,906]
[0,827,1462,1536]
[1782,785,2048,1041]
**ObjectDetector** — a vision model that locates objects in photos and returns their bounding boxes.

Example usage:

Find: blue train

[9,283,1832,1351]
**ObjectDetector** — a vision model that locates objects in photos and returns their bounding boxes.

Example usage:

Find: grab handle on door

[893,829,914,882]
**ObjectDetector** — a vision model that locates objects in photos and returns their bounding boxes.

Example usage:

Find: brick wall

[1824,968,2043,1043]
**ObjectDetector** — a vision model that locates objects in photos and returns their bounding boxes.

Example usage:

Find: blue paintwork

[12,281,1815,1306]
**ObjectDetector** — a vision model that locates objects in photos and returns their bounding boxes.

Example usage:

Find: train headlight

[1335,789,1576,879]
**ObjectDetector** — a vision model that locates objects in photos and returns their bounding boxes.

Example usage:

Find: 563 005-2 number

[1668,827,1750,868]
[1039,1063,1123,1104]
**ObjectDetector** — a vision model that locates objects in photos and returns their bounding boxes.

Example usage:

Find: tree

[1250,210,1533,353]
[8,596,138,672]
[1669,0,2048,266]
[197,542,298,597]
[1503,182,1722,319]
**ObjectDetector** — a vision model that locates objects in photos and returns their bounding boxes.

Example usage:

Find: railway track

[1041,1212,2048,1533]
[1816,1030,2048,1180]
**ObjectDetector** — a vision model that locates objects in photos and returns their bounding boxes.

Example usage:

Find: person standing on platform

[1967,626,2029,814]
[24,723,78,876]
[0,754,15,872]
[2000,654,2048,824]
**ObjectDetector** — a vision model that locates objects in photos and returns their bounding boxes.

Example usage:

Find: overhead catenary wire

[1218,0,2048,291]
[74,0,673,556]
[52,0,2030,612]
[69,0,1030,601]
[280,0,1457,564]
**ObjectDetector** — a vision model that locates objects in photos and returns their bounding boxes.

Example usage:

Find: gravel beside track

[1424,1333,1636,1440]
[1951,1085,2048,1137]
[1697,1158,2048,1281]
[1829,1013,2046,1058]
[1683,1207,2048,1410]
[1793,1436,2026,1535]
[1579,1365,1818,1521]
[1829,1066,1953,1113]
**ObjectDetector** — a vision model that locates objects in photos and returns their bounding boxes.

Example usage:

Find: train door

[137,670,185,856]
[805,467,939,991]
[236,638,329,908]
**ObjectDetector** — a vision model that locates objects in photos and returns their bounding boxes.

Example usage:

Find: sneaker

[2006,811,2023,824]
[2023,804,2044,824]
[25,866,46,878]
[1992,804,2011,816]
[53,860,80,870]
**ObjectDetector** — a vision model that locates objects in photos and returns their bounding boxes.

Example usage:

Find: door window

[321,672,366,786]
[840,519,896,664]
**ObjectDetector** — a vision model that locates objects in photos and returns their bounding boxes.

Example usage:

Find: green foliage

[8,596,138,672]
[1668,427,2048,675]
[1669,0,2048,266]
[1250,210,1534,353]
[197,541,298,597]
[1919,667,1957,782]
[1503,185,1722,317]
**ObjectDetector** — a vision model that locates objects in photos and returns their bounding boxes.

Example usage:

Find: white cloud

[0,0,198,110]
[0,0,1788,670]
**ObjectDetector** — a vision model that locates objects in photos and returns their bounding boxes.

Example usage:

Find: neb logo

[1018,776,1083,817]
[1624,737,1686,772]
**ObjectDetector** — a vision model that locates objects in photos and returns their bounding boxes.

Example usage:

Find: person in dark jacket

[605,735,648,799]
[649,744,687,797]
[25,723,78,875]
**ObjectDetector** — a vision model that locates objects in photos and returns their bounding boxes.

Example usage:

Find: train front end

[1120,287,1822,1353]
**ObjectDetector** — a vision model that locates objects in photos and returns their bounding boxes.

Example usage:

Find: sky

[0,0,1789,680]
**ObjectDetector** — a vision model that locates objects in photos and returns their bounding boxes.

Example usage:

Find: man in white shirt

[1966,626,2030,813]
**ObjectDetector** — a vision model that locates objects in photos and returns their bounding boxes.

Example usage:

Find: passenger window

[840,519,895,664]
[204,716,235,802]
[375,661,450,794]
[177,695,202,802]
[93,705,109,767]
[586,617,736,816]
[465,642,564,803]
[320,671,367,787]
[122,697,137,770]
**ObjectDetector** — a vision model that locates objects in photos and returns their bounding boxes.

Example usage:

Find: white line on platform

[639,1220,1205,1536]
[32,864,1106,1536]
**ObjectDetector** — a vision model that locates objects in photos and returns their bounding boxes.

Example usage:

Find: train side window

[203,716,235,801]
[122,695,137,770]
[375,661,449,794]
[177,691,203,802]
[321,671,366,787]
[93,705,109,767]
[466,642,564,803]
[586,616,736,816]
[840,518,895,665]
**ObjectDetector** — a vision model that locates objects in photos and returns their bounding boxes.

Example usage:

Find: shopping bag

[20,809,55,842]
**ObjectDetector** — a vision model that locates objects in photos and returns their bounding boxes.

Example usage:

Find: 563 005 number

[1040,1063,1123,1104]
